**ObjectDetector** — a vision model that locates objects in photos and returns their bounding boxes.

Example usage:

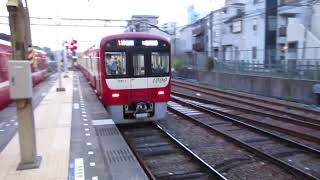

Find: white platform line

[92,119,114,126]
[74,158,85,180]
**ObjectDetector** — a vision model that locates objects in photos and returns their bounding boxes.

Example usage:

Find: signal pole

[63,48,69,78]
[6,0,41,170]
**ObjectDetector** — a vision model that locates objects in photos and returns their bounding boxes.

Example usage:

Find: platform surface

[69,72,148,180]
[0,72,73,180]
[0,71,148,180]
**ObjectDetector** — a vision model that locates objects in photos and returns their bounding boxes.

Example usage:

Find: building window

[237,9,242,15]
[253,24,257,31]
[253,19,257,31]
[222,8,227,14]
[267,16,277,31]
[252,47,257,59]
[213,31,216,37]
[232,20,242,33]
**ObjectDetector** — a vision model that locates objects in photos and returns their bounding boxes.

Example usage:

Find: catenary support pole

[64,48,69,78]
[56,50,65,91]
[6,0,41,170]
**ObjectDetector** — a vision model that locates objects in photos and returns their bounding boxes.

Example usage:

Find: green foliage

[282,96,294,102]
[172,57,185,71]
[207,57,214,71]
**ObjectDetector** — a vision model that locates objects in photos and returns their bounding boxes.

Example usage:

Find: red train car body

[0,37,48,109]
[78,33,171,123]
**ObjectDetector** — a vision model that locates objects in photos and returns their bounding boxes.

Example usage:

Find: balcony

[280,0,298,5]
[287,51,297,60]
[278,0,303,16]
[192,26,205,37]
[192,42,205,52]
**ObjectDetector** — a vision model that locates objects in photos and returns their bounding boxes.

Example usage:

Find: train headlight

[112,93,120,98]
[158,91,165,95]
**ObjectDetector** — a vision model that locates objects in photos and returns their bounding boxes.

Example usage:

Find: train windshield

[104,38,170,78]
[151,52,169,75]
[105,52,127,76]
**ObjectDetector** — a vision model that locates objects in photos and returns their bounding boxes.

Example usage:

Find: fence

[173,47,320,81]
[212,60,320,81]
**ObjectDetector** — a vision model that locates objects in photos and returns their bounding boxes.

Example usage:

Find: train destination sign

[118,40,135,46]
[117,39,160,47]
[142,40,158,46]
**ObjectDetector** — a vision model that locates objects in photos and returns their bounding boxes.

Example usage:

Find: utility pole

[209,11,213,58]
[63,48,69,78]
[302,3,313,60]
[6,0,41,170]
[54,18,65,92]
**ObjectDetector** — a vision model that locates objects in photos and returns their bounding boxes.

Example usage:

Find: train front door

[129,53,150,102]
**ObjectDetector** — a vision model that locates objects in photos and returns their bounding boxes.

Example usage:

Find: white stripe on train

[105,76,170,90]
[0,81,9,89]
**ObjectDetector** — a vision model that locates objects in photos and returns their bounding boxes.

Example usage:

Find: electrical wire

[0,0,318,33]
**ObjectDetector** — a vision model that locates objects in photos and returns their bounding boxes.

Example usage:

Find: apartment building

[278,0,320,65]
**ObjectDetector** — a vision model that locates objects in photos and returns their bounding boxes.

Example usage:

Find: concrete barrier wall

[196,71,319,104]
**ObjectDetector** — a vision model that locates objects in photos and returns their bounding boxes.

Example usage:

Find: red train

[78,33,171,123]
[0,35,48,110]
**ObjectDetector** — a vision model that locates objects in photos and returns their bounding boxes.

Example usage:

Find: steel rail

[168,104,318,180]
[171,88,320,130]
[171,95,320,155]
[172,92,320,144]
[172,81,320,125]
[119,123,227,180]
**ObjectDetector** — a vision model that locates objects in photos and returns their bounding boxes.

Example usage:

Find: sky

[0,0,225,51]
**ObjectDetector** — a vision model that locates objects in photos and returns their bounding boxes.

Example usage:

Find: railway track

[170,89,320,150]
[172,80,320,126]
[168,96,320,179]
[118,122,226,180]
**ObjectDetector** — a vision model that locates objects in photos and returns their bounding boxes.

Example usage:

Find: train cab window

[133,54,145,76]
[151,52,169,75]
[105,52,127,76]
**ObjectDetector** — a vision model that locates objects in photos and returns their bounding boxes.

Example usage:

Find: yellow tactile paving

[0,72,74,180]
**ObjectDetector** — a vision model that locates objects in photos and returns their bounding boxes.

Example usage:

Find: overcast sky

[0,0,224,50]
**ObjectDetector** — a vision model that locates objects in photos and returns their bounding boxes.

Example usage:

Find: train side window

[151,52,169,75]
[133,54,145,76]
[0,57,2,81]
[105,52,127,76]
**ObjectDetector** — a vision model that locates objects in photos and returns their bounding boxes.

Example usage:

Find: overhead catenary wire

[0,0,318,32]
[0,22,127,28]
[182,0,318,29]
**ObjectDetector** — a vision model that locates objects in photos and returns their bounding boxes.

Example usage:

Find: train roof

[0,33,11,47]
[100,32,169,47]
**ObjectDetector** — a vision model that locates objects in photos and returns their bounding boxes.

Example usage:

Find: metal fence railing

[172,46,320,81]
[212,60,320,81]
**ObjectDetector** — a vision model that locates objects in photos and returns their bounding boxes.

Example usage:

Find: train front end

[100,33,171,124]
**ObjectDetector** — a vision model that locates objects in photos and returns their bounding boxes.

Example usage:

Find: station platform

[0,71,148,180]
